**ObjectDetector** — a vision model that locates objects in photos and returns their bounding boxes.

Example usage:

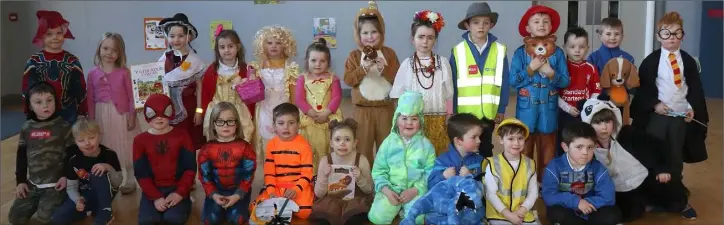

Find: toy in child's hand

[600,57,639,125]
[666,109,708,128]
[265,201,292,225]
[401,175,483,225]
[524,35,557,58]
[362,45,378,61]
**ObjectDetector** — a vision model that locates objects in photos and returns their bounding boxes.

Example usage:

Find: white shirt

[217,60,239,78]
[484,160,538,213]
[470,34,489,54]
[656,48,692,113]
[390,55,454,114]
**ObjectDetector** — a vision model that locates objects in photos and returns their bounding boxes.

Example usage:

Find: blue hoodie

[428,144,484,188]
[542,153,616,219]
[587,44,635,74]
[450,32,510,115]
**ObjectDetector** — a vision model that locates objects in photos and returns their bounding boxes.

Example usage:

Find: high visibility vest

[453,41,506,120]
[485,154,537,222]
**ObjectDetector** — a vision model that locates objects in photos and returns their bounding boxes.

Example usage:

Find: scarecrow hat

[33,10,74,48]
[458,2,499,30]
[518,5,561,36]
[159,13,198,39]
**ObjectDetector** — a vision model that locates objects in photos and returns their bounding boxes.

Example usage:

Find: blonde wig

[252,25,297,61]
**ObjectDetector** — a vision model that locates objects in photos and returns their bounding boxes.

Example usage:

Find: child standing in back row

[450,2,511,158]
[87,32,140,194]
[587,17,635,79]
[510,5,570,181]
[391,10,453,155]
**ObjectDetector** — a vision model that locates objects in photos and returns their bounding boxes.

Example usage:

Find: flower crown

[414,10,445,33]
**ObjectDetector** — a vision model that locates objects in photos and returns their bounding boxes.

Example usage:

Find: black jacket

[630,49,709,163]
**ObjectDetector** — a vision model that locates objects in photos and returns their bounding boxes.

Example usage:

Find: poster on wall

[144,18,166,50]
[313,17,337,48]
[210,20,233,49]
[254,0,284,4]
[130,62,169,109]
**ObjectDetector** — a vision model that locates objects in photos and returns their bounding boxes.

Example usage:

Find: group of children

[12,1,708,225]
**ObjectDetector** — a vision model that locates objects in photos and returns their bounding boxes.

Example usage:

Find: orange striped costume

[250,134,314,219]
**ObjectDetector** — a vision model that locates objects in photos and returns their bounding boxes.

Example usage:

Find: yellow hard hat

[493,118,530,138]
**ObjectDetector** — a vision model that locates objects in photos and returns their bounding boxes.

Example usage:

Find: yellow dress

[202,74,255,142]
[299,75,343,175]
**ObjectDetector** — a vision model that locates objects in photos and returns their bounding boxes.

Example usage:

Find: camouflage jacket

[16,116,73,186]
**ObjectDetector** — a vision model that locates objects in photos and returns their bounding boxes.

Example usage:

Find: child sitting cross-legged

[484,118,540,225]
[542,121,621,225]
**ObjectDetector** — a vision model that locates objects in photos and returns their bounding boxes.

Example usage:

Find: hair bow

[214,24,224,38]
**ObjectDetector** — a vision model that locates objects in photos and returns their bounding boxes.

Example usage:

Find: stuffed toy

[249,198,299,225]
[523,35,557,58]
[401,175,485,225]
[600,57,639,125]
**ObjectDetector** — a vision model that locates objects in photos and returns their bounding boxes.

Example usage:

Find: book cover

[328,165,355,200]
[130,62,169,109]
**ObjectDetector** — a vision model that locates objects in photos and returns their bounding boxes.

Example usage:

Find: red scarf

[200,62,255,118]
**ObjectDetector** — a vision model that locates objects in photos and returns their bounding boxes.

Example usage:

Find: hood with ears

[391,91,425,135]
[353,1,386,49]
[581,94,623,138]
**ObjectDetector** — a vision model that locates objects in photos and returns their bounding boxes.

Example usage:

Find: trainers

[95,208,114,225]
[681,204,697,220]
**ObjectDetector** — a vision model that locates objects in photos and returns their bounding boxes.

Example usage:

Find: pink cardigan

[295,73,342,114]
[86,66,135,118]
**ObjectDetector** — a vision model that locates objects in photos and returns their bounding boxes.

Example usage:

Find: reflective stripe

[456,76,500,87]
[453,41,507,120]
[457,96,501,105]
[486,154,537,222]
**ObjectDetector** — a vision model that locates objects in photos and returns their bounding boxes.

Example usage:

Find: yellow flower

[180,61,191,71]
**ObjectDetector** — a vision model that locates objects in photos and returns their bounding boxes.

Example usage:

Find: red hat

[33,10,75,48]
[518,5,561,37]
[143,94,174,123]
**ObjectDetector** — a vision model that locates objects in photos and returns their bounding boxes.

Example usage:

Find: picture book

[328,165,355,200]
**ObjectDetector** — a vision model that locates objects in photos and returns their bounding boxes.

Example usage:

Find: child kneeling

[542,121,621,225]
[485,118,540,225]
[51,118,123,225]
[368,91,436,225]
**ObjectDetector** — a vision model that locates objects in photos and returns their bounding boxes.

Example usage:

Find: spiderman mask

[144,94,175,123]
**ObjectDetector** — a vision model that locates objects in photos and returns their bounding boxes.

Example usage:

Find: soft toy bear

[401,175,485,225]
[524,35,557,58]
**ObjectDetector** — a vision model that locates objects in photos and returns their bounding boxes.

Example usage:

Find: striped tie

[669,53,682,88]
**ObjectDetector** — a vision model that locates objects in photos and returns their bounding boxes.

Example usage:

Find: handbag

[235,65,265,104]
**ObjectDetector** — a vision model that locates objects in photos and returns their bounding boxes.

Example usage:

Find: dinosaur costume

[402,175,485,225]
[368,91,436,225]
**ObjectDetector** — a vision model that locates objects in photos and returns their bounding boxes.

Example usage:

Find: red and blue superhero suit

[133,94,196,225]
[198,140,257,225]
[22,11,86,124]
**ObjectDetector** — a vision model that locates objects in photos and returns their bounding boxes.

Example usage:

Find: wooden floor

[0,97,721,225]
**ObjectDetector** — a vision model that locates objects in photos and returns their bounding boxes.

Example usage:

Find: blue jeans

[138,187,191,225]
[51,174,118,225]
[201,188,251,225]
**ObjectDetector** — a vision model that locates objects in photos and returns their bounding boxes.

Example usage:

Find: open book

[328,165,355,200]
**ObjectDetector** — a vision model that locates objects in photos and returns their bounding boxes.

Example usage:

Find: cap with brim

[458,2,499,30]
[493,118,530,139]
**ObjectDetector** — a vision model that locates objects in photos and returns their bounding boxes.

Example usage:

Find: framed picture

[144,17,167,50]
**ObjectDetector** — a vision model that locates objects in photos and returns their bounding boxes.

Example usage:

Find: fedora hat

[458,2,499,30]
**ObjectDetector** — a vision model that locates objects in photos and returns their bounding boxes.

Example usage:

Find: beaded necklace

[412,52,437,89]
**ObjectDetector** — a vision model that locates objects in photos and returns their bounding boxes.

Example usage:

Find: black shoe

[681,204,697,220]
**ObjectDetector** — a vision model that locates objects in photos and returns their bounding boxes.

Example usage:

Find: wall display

[144,17,166,50]
[313,17,337,48]
[210,20,233,49]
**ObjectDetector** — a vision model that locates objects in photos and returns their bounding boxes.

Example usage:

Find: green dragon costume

[368,91,436,225]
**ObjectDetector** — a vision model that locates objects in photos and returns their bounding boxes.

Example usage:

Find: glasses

[214,120,237,127]
[658,28,685,40]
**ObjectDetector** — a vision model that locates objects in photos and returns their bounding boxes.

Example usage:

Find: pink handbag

[235,65,265,104]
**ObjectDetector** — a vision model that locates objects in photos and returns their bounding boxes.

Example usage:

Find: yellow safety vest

[453,41,506,120]
[485,154,537,222]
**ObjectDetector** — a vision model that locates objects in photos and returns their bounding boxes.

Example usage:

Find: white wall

[666,1,702,57]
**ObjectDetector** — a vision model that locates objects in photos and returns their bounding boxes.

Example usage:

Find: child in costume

[629,11,707,220]
[296,38,343,175]
[542,121,620,225]
[580,94,648,222]
[248,25,300,162]
[86,32,140,194]
[250,103,314,221]
[343,0,401,167]
[557,27,601,155]
[133,94,196,225]
[368,91,436,225]
[198,102,257,225]
[51,118,123,225]
[22,10,87,124]
[510,5,570,181]
[484,118,539,225]
[9,82,72,225]
[587,17,635,79]
[391,10,453,155]
[451,2,511,158]
[427,113,484,189]
[402,175,484,225]
[157,13,206,149]
[310,119,374,225]
[200,28,254,143]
